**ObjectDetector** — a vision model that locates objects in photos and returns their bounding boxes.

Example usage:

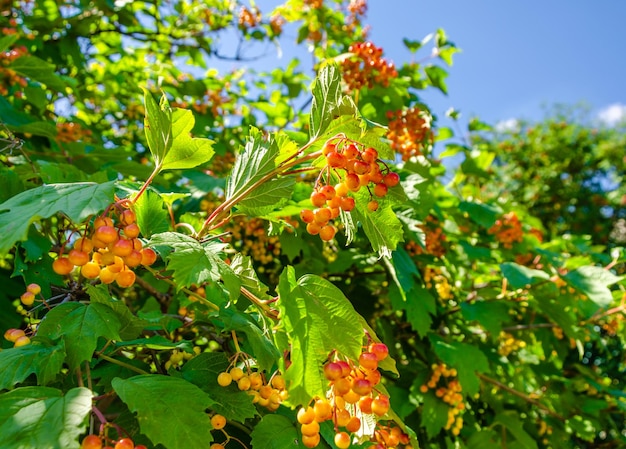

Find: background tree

[0,2,624,449]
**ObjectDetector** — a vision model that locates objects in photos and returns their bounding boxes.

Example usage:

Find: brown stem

[477,373,565,421]
[132,163,162,204]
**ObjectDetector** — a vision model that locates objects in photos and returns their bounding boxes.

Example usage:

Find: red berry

[352,160,370,175]
[114,438,134,449]
[361,147,378,163]
[319,185,336,200]
[368,342,389,361]
[383,172,400,187]
[81,435,102,449]
[351,378,373,396]
[373,183,388,197]
[326,151,347,168]
[343,143,359,159]
[340,197,355,212]
[359,352,379,370]
[323,362,343,380]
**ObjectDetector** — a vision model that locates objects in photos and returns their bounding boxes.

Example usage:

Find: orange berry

[99,267,117,284]
[20,291,35,306]
[68,249,90,266]
[300,209,315,223]
[345,173,360,191]
[373,183,388,197]
[14,335,31,347]
[334,431,351,449]
[123,250,143,268]
[311,192,327,208]
[94,225,118,244]
[371,395,390,416]
[297,406,315,425]
[368,342,389,361]
[217,372,232,387]
[319,185,336,200]
[112,239,133,257]
[343,143,359,159]
[81,434,102,449]
[322,142,336,156]
[351,378,372,396]
[340,197,355,212]
[53,257,74,275]
[313,399,332,421]
[301,434,320,448]
[323,361,343,380]
[359,352,378,370]
[81,262,101,279]
[335,408,351,427]
[115,268,136,288]
[93,216,113,228]
[319,225,336,241]
[361,147,378,163]
[114,438,134,449]
[26,283,41,295]
[367,200,379,212]
[352,160,370,175]
[120,210,136,226]
[211,414,227,430]
[300,420,320,436]
[73,237,94,253]
[326,151,347,168]
[306,222,321,235]
[314,208,332,225]
[335,182,349,197]
[346,416,361,433]
[140,248,157,266]
[123,223,140,239]
[383,172,400,187]
[4,328,25,342]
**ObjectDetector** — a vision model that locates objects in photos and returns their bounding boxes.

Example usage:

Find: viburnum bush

[0,1,625,449]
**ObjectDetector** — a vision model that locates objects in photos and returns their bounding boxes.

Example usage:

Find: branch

[477,373,566,421]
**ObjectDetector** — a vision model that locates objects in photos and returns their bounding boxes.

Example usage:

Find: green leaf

[36,302,122,370]
[500,262,551,289]
[134,190,170,238]
[142,89,173,166]
[150,232,240,299]
[181,352,258,422]
[495,412,538,449]
[0,181,116,254]
[351,198,404,258]
[424,65,449,94]
[458,200,501,228]
[112,375,215,448]
[421,392,451,438]
[220,308,280,372]
[86,284,147,340]
[276,268,366,406]
[115,335,193,352]
[230,253,271,301]
[0,34,18,53]
[431,339,490,396]
[226,128,280,205]
[461,301,510,337]
[161,108,214,170]
[9,56,69,92]
[310,64,343,138]
[563,266,622,308]
[0,387,92,449]
[237,176,295,216]
[0,340,66,390]
[250,414,300,449]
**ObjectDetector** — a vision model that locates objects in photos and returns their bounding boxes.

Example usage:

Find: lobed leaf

[0,340,66,390]
[112,375,215,449]
[161,108,215,170]
[309,64,343,138]
[0,387,92,449]
[250,414,300,449]
[142,89,172,166]
[0,181,116,254]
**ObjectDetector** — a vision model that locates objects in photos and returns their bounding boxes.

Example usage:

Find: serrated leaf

[112,375,215,449]
[150,232,240,299]
[237,176,295,216]
[86,284,147,340]
[495,412,538,449]
[250,414,300,449]
[431,338,490,396]
[351,197,404,259]
[134,190,170,238]
[421,392,451,438]
[36,302,122,370]
[142,89,172,166]
[276,267,366,406]
[0,181,115,254]
[563,266,622,308]
[0,340,66,390]
[181,352,258,421]
[161,108,214,170]
[230,253,271,301]
[220,308,280,372]
[310,64,343,138]
[500,262,551,289]
[226,128,280,203]
[0,387,92,449]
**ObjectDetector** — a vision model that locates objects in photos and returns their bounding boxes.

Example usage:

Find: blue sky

[245,1,626,130]
[363,1,626,128]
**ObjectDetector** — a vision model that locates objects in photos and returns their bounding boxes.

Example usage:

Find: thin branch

[477,373,565,421]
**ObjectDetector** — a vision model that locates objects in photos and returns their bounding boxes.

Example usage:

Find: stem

[96,353,149,375]
[240,286,278,320]
[477,373,565,421]
[198,146,321,238]
[231,330,242,353]
[132,163,162,204]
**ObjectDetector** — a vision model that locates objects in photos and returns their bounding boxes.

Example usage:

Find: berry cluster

[238,6,261,29]
[386,107,435,161]
[497,332,527,357]
[297,343,409,449]
[0,45,28,96]
[405,215,447,257]
[422,267,452,302]
[269,13,285,35]
[52,208,157,288]
[300,138,400,240]
[81,435,147,449]
[487,212,523,248]
[341,41,397,91]
[56,122,92,143]
[419,363,464,435]
[217,365,288,411]
[4,327,30,347]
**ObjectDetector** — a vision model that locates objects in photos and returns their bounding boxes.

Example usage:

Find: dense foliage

[0,1,624,449]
